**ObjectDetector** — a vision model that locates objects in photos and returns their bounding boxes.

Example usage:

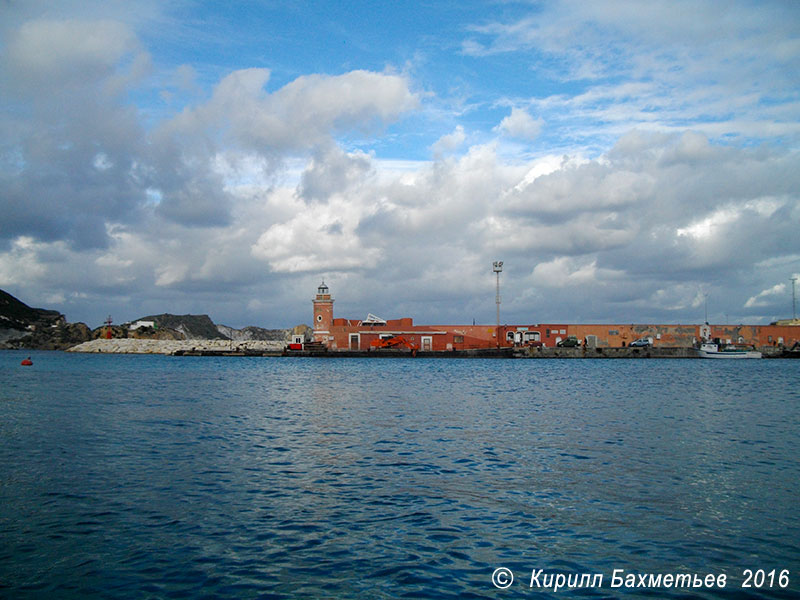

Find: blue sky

[1,0,799,329]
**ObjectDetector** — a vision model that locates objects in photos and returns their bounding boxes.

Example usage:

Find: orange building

[311,282,800,352]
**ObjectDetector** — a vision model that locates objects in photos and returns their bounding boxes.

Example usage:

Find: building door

[421,336,432,351]
[349,334,360,350]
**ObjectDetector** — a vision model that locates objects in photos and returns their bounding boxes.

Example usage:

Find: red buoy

[21,357,33,366]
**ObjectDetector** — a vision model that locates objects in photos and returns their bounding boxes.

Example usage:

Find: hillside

[1,288,304,349]
[216,324,290,341]
[0,288,63,332]
[1,289,91,349]
[135,314,227,340]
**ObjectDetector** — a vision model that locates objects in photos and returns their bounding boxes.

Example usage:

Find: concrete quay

[66,339,789,358]
[67,338,285,355]
[520,346,697,359]
[518,345,786,358]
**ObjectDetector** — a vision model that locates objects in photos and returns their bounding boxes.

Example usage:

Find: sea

[1,350,798,599]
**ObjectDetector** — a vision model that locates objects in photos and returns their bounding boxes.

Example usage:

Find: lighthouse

[312,281,334,344]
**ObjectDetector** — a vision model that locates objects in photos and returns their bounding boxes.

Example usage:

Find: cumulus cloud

[431,125,466,155]
[532,256,621,287]
[0,18,151,249]
[0,14,419,244]
[297,145,374,203]
[168,68,419,153]
[251,198,383,273]
[3,122,799,327]
[4,18,148,94]
[496,108,543,141]
[1,5,798,330]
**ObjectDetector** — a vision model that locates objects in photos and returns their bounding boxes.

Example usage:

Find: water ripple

[1,353,798,598]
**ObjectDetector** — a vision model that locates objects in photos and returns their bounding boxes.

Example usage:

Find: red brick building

[311,282,800,351]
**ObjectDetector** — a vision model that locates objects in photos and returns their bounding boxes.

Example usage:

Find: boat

[695,342,762,359]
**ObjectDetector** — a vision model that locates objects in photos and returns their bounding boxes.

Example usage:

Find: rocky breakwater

[68,338,285,355]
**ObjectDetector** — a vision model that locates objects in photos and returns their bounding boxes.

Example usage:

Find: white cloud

[297,146,374,203]
[496,108,543,141]
[3,124,799,327]
[5,18,146,92]
[168,68,419,152]
[251,202,383,274]
[676,207,740,240]
[745,283,787,308]
[0,237,50,284]
[464,2,800,153]
[532,256,623,287]
[431,125,466,155]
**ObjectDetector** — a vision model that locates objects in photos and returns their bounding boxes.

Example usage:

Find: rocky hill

[216,324,290,341]
[1,289,91,350]
[134,314,227,340]
[1,288,306,349]
[1,289,63,332]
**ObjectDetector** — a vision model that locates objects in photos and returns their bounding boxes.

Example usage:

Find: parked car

[629,337,651,347]
[557,336,580,347]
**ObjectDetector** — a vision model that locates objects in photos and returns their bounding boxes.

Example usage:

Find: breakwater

[67,338,284,355]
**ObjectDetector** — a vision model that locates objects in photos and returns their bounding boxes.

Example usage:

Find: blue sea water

[1,350,798,599]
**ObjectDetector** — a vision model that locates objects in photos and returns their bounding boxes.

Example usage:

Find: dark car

[557,336,580,347]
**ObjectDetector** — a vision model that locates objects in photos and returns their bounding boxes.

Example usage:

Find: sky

[1,0,799,329]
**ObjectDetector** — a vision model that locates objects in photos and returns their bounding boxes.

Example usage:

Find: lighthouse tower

[312,281,334,344]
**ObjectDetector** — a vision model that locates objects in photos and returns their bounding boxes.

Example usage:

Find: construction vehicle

[369,335,417,352]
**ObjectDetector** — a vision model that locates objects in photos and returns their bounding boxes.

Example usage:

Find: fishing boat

[695,342,762,359]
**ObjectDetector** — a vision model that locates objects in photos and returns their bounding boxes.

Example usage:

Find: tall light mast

[493,261,503,346]
[792,277,798,321]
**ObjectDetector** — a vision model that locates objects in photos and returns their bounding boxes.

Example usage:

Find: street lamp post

[493,261,503,347]
[792,277,798,321]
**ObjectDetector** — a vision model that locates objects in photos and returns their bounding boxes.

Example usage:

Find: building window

[608,330,619,335]
[454,335,464,343]
[546,329,550,336]
[506,331,514,341]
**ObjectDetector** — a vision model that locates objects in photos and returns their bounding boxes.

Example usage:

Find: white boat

[696,342,762,359]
